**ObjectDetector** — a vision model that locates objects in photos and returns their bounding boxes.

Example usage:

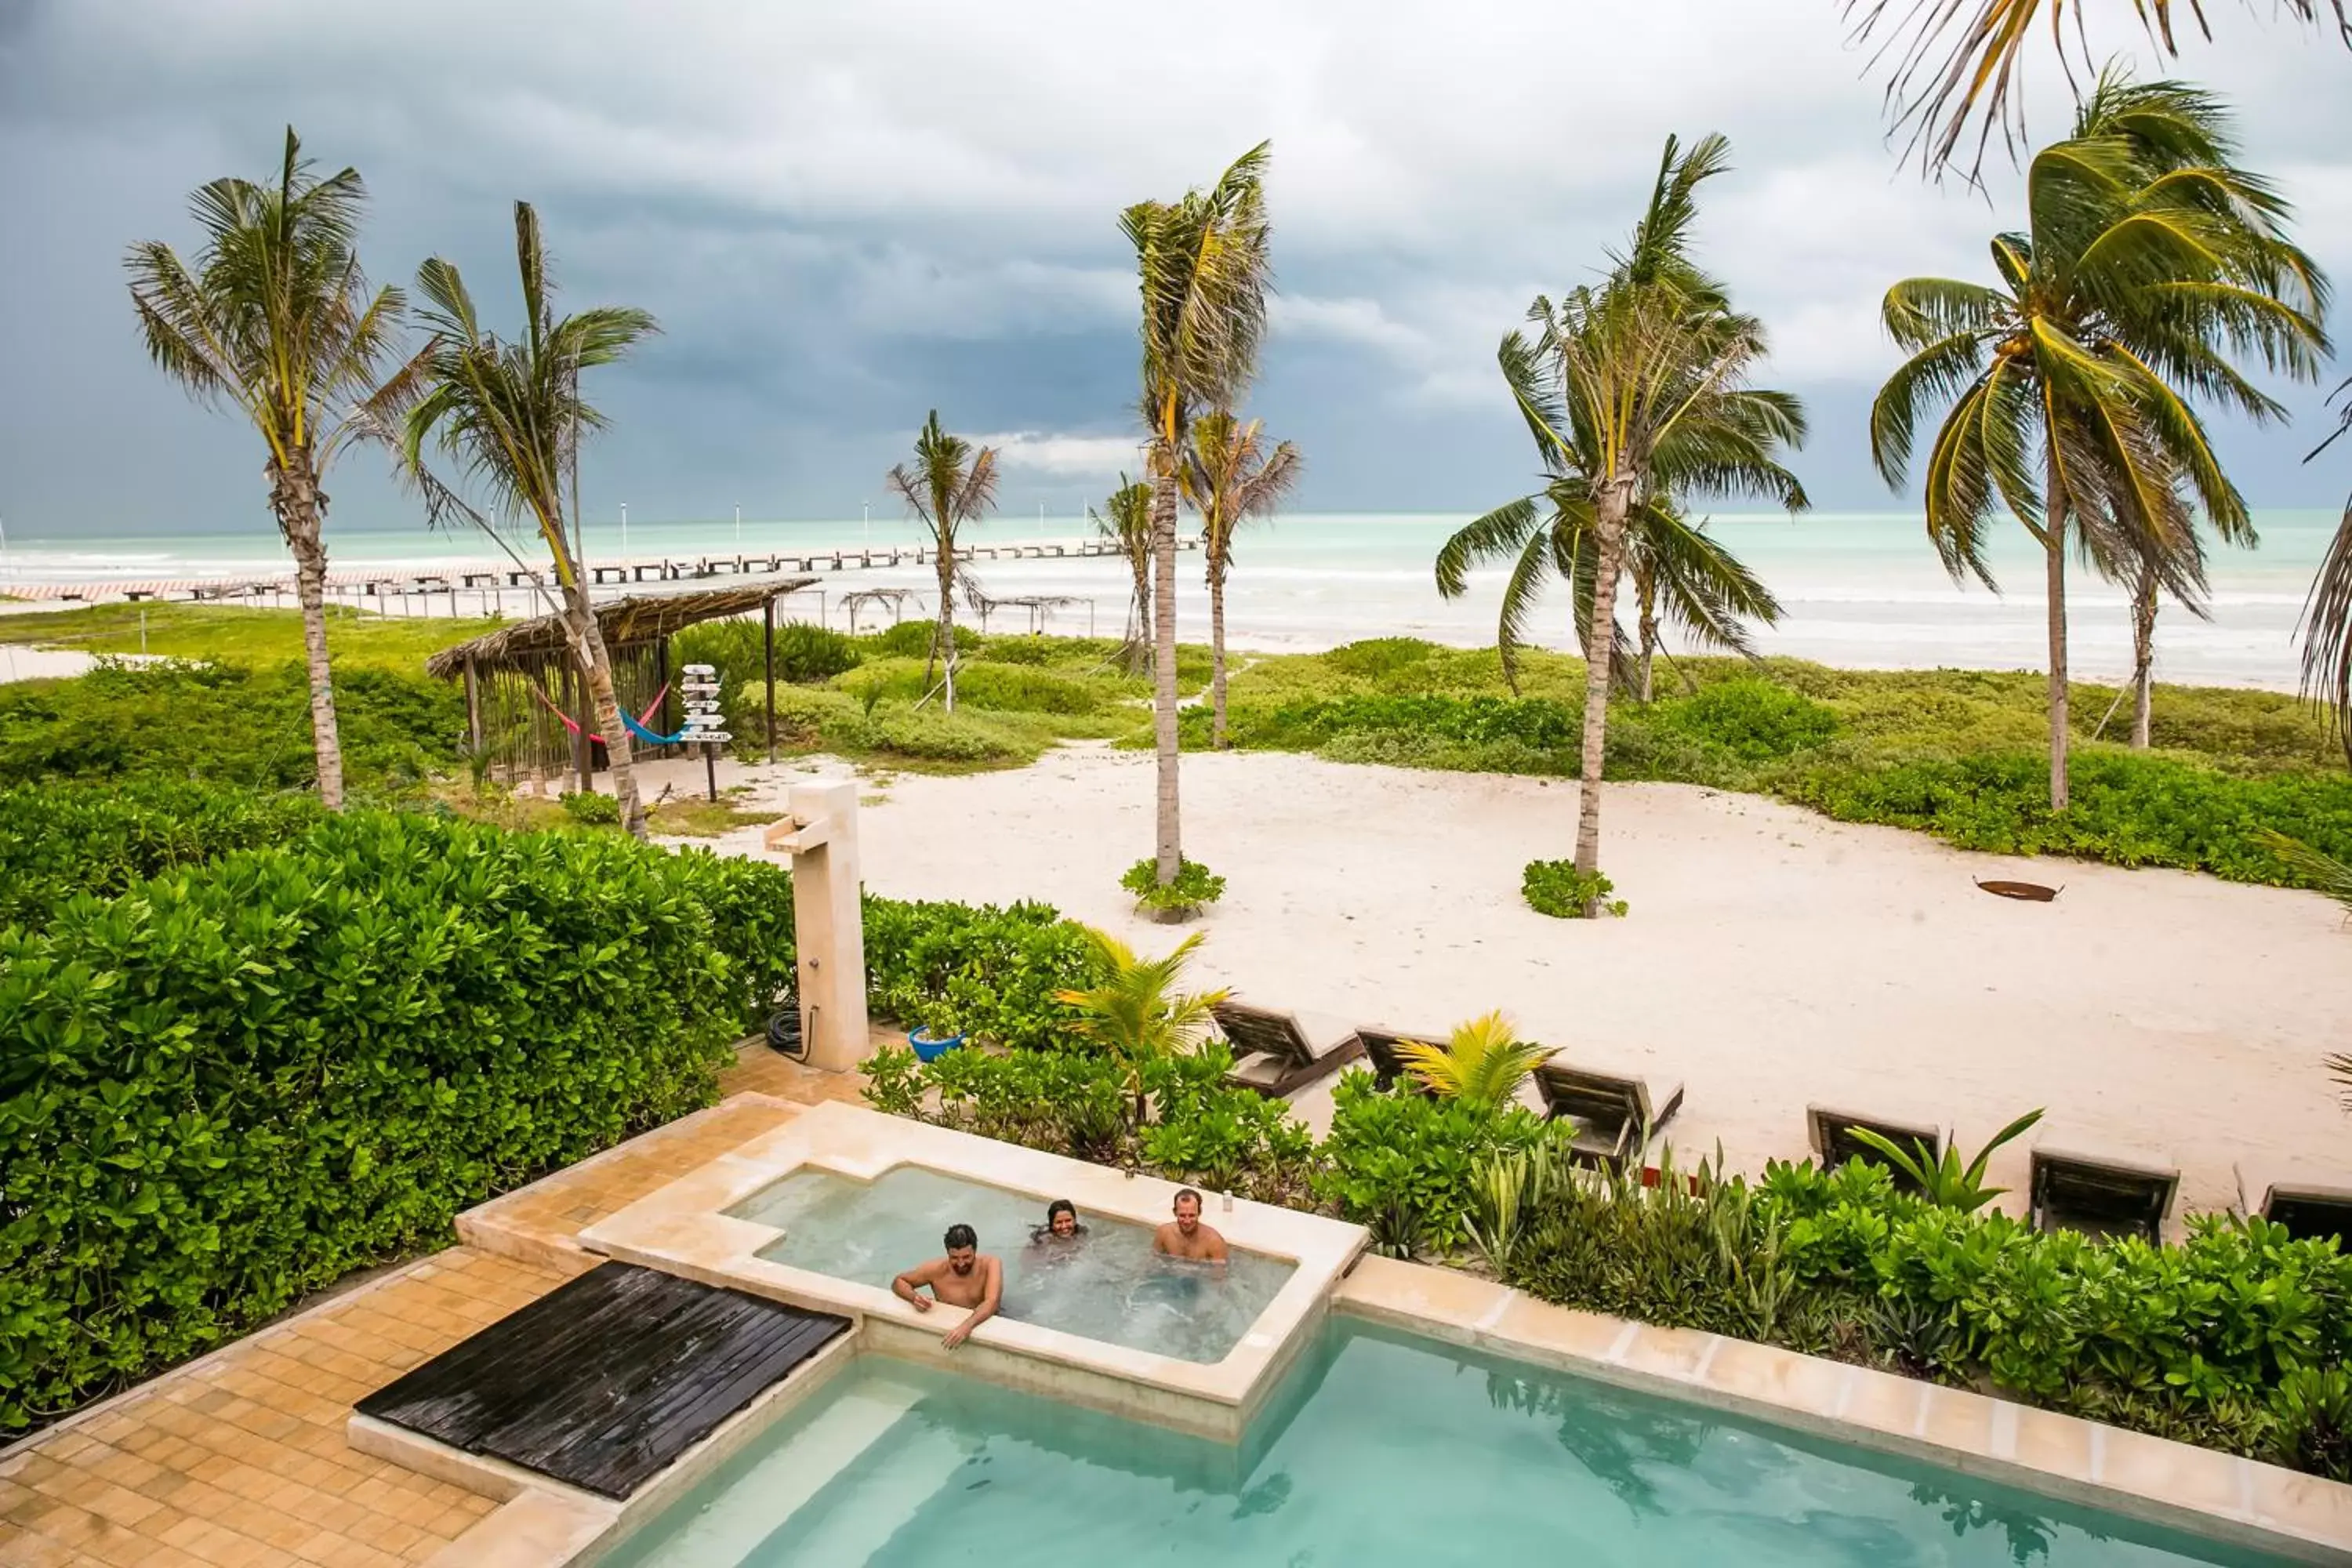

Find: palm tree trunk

[935,554,957,713]
[1150,464,1182,885]
[270,453,345,811]
[2130,572,2157,750]
[561,577,646,839]
[1635,566,1657,705]
[1210,563,1231,750]
[2044,481,2072,812]
[1574,481,1632,912]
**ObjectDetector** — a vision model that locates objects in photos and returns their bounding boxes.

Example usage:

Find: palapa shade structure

[429,582,814,786]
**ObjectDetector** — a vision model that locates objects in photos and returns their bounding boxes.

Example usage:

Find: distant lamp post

[620,501,629,556]
[735,503,742,545]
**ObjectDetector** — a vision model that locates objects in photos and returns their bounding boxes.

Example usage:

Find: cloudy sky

[3,0,2349,540]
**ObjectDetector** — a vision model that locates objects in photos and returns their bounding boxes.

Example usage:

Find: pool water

[602,1323,2285,1566]
[727,1166,1295,1363]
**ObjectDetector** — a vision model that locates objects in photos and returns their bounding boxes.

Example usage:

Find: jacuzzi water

[728,1166,1295,1363]
[599,1321,2283,1566]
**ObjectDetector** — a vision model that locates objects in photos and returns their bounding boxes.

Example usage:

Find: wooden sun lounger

[1534,1053,1684,1171]
[2028,1139,2179,1243]
[1354,1024,1448,1094]
[2235,1162,2352,1244]
[1212,1001,1365,1098]
[1807,1105,1947,1196]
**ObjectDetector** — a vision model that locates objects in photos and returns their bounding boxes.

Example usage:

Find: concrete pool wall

[362,1095,2352,1566]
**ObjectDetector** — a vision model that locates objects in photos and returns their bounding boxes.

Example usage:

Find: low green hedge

[0,779,325,927]
[0,811,753,1430]
[860,895,1093,1048]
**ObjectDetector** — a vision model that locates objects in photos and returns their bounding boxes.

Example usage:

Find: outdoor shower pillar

[761,780,870,1073]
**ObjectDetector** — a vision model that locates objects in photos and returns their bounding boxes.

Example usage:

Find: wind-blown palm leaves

[2299,382,2352,758]
[1870,74,2326,803]
[1123,142,1272,892]
[1186,411,1299,746]
[388,201,662,837]
[1090,474,1155,672]
[1052,926,1230,1131]
[125,128,411,810]
[1446,135,1806,912]
[886,412,999,713]
[1396,1011,1551,1111]
[1843,0,2351,180]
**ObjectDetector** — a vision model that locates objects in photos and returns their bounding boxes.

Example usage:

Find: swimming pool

[597,1321,2285,1566]
[727,1166,1297,1363]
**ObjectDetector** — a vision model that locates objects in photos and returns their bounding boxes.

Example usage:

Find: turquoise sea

[2,509,2339,690]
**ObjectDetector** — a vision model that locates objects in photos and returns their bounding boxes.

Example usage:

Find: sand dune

[663,742,2352,1219]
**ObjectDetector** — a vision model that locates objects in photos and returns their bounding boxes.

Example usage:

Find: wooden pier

[3,532,1193,608]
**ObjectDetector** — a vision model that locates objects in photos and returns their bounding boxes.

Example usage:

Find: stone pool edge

[1332,1254,2352,1566]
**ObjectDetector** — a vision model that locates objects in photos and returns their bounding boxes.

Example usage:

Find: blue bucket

[909,1028,964,1063]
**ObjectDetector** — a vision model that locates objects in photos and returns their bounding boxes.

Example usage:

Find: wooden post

[655,637,672,760]
[705,741,719,802]
[566,662,591,791]
[463,655,482,757]
[763,595,778,765]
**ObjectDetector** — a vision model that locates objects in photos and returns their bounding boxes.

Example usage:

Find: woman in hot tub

[1030,1198,1087,1250]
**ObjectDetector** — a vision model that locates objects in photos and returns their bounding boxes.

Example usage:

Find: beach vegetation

[0,599,502,671]
[384,201,662,837]
[1846,1107,2044,1212]
[1125,143,1274,903]
[1119,855,1226,919]
[1870,74,2326,806]
[860,895,1094,1053]
[885,411,1000,713]
[1522,859,1627,919]
[1395,1010,1551,1109]
[2298,379,2352,755]
[1091,474,1156,673]
[1463,133,1806,913]
[1186,412,1300,747]
[557,788,620,826]
[1319,1073,1562,1257]
[126,128,416,811]
[1054,926,1229,1127]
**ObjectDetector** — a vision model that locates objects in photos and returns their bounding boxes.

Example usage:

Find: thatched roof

[426,582,815,679]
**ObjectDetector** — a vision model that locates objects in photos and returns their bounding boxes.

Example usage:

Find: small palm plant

[1397,1011,1552,1112]
[1186,411,1300,746]
[1089,474,1155,673]
[1053,926,1229,1130]
[1846,1109,2044,1213]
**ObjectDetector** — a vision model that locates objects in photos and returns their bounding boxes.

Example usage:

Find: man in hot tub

[1152,1188,1229,1263]
[892,1223,1003,1349]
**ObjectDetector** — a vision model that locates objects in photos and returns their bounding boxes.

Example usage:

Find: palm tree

[886,412,999,713]
[390,201,661,837]
[1439,478,1784,702]
[1842,0,2350,179]
[1186,411,1299,746]
[1474,136,1806,911]
[1052,925,1229,1131]
[1122,142,1273,892]
[1396,1011,1551,1111]
[1090,474,1155,672]
[1871,75,2327,805]
[2303,383,2352,755]
[125,128,409,810]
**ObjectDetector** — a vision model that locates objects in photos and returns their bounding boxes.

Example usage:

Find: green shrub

[0,779,324,927]
[860,895,1093,1049]
[1522,858,1626,918]
[0,659,462,796]
[773,622,861,684]
[0,811,745,1430]
[1661,679,1838,760]
[559,789,621,826]
[867,619,951,659]
[831,656,1103,717]
[684,851,797,1034]
[1316,1073,1558,1257]
[1120,855,1226,916]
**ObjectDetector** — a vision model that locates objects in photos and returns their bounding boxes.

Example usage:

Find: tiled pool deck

[9,1046,2352,1566]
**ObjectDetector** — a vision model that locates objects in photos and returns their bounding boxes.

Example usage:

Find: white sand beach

[652,742,2352,1220]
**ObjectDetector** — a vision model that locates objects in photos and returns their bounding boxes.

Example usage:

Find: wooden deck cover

[355,1261,848,1499]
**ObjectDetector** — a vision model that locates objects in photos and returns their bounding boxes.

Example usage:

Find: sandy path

[657,742,2352,1217]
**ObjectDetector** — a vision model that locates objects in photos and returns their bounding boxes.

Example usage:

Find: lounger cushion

[2235,1161,2352,1243]
[1210,1001,1359,1069]
[2029,1142,2179,1240]
[1806,1105,1943,1167]
[1537,1056,1681,1137]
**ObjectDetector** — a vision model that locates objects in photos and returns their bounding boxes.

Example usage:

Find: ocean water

[597,1321,2283,1566]
[729,1167,1292,1364]
[2,509,2338,690]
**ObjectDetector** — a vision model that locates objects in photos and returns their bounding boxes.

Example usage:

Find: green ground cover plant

[0,779,325,926]
[1120,855,1226,916]
[0,601,503,672]
[1521,858,1626,918]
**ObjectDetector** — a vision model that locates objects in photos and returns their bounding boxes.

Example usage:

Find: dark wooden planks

[356,1262,848,1500]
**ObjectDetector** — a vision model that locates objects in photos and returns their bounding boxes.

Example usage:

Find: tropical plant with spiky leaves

[387,201,661,837]
[1123,142,1273,891]
[1848,1109,2045,1212]
[1397,1011,1552,1112]
[1842,0,2351,180]
[1871,74,2326,802]
[1090,474,1155,672]
[1052,925,1230,1130]
[886,411,999,713]
[1460,134,1806,912]
[125,127,412,810]
[1186,411,1300,746]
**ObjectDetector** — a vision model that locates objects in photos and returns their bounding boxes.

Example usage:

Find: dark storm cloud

[2,0,2348,543]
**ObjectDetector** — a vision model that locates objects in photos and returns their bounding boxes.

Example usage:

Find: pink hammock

[530,680,670,745]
